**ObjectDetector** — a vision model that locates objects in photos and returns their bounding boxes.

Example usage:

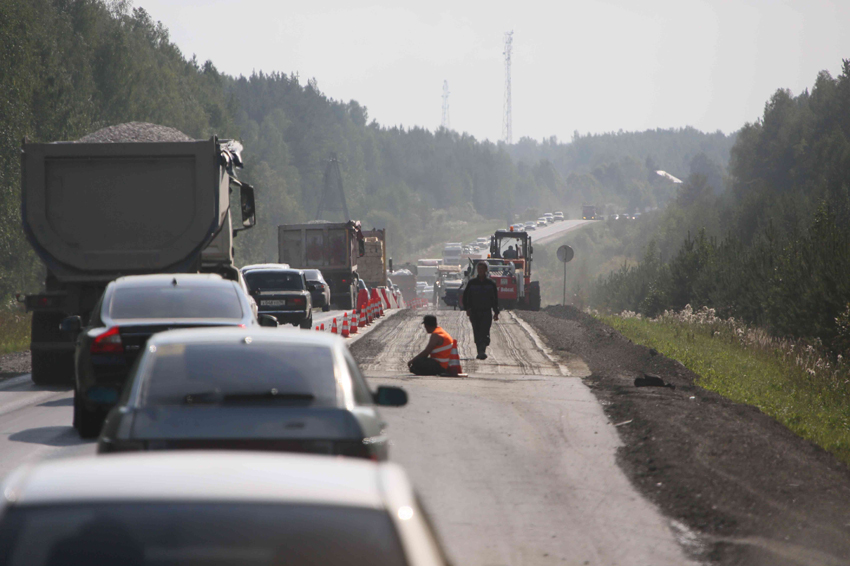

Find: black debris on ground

[520,305,850,566]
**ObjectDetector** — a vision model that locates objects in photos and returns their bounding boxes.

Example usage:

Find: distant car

[554,211,565,221]
[243,268,313,329]
[0,452,449,566]
[524,221,537,231]
[62,274,278,438]
[303,269,332,312]
[537,218,547,227]
[543,213,555,224]
[98,328,407,458]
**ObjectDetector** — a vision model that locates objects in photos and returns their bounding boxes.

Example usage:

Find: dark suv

[63,273,276,438]
[303,269,331,312]
[243,268,313,328]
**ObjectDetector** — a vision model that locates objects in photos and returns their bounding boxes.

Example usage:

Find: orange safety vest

[429,327,454,370]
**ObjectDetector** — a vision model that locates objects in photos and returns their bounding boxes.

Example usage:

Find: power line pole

[502,31,513,145]
[441,80,450,130]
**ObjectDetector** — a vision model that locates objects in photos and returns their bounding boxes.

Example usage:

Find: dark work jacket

[463,277,500,314]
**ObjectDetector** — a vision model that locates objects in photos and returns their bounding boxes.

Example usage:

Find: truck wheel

[322,304,330,312]
[30,312,75,385]
[74,390,103,439]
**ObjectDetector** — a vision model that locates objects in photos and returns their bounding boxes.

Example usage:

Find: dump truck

[582,204,598,220]
[359,229,387,289]
[278,221,364,310]
[20,123,257,385]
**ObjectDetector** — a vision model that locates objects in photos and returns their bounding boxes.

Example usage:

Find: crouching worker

[407,315,454,375]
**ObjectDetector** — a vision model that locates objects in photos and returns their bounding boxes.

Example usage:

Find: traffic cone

[349,310,358,334]
[315,325,319,331]
[358,308,366,328]
[331,318,338,335]
[320,323,325,331]
[341,313,350,338]
[367,301,374,324]
[446,340,467,377]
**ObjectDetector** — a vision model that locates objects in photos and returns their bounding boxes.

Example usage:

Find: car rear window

[244,271,304,292]
[0,503,408,566]
[140,343,338,406]
[303,270,323,281]
[109,286,243,320]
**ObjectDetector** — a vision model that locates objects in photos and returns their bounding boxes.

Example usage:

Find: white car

[524,221,537,231]
[554,212,564,221]
[543,213,555,224]
[0,452,449,566]
[537,218,547,227]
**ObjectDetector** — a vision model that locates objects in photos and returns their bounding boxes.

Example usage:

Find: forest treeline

[592,62,850,353]
[0,0,736,303]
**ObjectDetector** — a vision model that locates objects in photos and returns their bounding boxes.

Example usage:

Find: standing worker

[463,262,500,360]
[407,315,455,375]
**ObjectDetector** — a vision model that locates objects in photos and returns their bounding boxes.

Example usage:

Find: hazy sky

[137,0,849,143]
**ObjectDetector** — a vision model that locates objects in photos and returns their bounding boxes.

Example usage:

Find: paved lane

[0,377,94,479]
[353,310,696,566]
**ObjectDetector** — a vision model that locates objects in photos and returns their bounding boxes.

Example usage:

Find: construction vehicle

[19,124,257,385]
[457,259,519,310]
[582,204,598,220]
[278,221,364,310]
[488,228,541,310]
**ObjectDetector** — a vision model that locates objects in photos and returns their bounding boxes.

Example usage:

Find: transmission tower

[315,153,350,221]
[502,31,513,145]
[441,80,450,130]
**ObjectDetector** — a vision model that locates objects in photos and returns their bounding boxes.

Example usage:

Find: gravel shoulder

[0,351,30,380]
[521,306,850,566]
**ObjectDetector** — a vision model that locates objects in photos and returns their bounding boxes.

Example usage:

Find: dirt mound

[521,305,850,565]
[77,122,193,143]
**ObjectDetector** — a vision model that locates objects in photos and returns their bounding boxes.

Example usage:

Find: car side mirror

[60,315,82,333]
[373,386,408,407]
[258,314,279,327]
[233,180,256,234]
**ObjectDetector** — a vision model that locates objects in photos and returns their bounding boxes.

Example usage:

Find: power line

[441,80,450,130]
[502,31,513,145]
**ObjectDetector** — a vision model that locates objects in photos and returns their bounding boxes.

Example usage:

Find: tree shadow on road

[9,426,92,447]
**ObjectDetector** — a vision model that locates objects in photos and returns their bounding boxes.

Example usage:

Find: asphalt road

[353,309,697,566]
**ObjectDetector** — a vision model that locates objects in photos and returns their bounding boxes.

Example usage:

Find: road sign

[557,245,574,263]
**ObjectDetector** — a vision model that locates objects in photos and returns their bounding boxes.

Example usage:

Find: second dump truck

[278,221,364,309]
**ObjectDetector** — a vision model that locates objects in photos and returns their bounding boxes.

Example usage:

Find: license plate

[261,300,287,306]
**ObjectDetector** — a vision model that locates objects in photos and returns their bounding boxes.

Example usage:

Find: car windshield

[0,503,407,566]
[109,286,243,320]
[140,342,338,406]
[244,271,304,292]
[303,269,323,281]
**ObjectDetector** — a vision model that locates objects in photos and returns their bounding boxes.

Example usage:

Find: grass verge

[602,314,850,465]
[0,310,30,355]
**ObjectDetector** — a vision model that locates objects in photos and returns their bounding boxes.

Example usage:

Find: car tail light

[291,297,305,306]
[91,327,123,355]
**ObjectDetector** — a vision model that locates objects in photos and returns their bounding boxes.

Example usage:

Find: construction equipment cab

[488,229,541,311]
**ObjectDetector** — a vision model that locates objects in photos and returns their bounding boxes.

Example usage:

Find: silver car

[0,451,449,565]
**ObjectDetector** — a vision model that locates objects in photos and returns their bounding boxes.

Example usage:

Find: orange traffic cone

[315,325,319,331]
[358,308,366,328]
[446,340,467,377]
[320,323,325,331]
[349,310,358,334]
[367,301,374,324]
[331,318,338,334]
[341,313,350,338]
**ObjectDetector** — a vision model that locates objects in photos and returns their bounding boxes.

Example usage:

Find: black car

[98,328,408,459]
[243,268,313,328]
[62,274,277,438]
[303,269,332,312]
